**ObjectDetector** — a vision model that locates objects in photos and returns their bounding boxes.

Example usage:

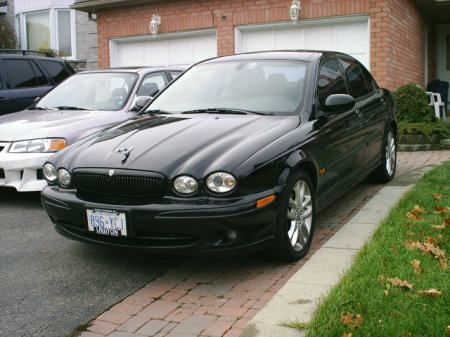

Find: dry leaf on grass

[388,277,413,290]
[340,312,364,329]
[432,224,446,230]
[377,274,386,283]
[446,325,450,335]
[407,212,425,221]
[413,205,427,214]
[445,218,450,226]
[419,289,442,297]
[411,259,423,273]
[341,333,353,337]
[433,193,446,199]
[434,206,450,216]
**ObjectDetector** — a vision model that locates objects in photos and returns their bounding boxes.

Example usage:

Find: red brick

[97,310,131,325]
[136,319,169,336]
[134,287,166,299]
[179,293,202,304]
[117,316,149,333]
[215,306,248,318]
[110,302,142,316]
[202,319,234,337]
[162,290,186,301]
[88,320,118,335]
[165,307,196,323]
[138,300,181,319]
[124,294,153,307]
[224,328,244,337]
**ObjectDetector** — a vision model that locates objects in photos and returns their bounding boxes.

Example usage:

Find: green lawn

[299,161,450,337]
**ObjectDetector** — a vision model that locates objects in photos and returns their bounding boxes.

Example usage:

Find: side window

[30,62,50,86]
[361,65,378,92]
[3,59,39,88]
[38,60,71,83]
[136,72,167,97]
[169,71,182,80]
[317,59,348,108]
[339,58,370,98]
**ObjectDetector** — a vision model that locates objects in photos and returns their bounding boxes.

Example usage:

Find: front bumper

[41,186,280,255]
[0,146,49,191]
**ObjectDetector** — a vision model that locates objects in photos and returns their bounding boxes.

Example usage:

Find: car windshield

[35,72,138,111]
[147,60,308,115]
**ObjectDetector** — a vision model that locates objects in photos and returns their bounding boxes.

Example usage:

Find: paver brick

[214,306,248,318]
[144,280,177,291]
[162,290,186,301]
[134,287,166,299]
[171,314,218,335]
[223,328,244,337]
[165,307,196,323]
[88,320,118,335]
[174,280,198,290]
[194,305,219,315]
[117,315,149,333]
[234,317,251,329]
[78,332,104,337]
[222,299,247,308]
[124,294,153,307]
[136,319,169,336]
[138,300,181,319]
[178,293,202,304]
[110,302,142,315]
[202,319,234,337]
[105,332,136,337]
[97,311,131,325]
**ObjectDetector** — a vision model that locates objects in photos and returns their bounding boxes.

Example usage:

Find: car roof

[201,50,352,64]
[78,66,185,75]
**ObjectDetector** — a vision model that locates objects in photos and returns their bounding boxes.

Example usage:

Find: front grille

[73,168,166,198]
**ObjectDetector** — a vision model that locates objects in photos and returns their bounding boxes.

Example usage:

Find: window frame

[17,8,77,59]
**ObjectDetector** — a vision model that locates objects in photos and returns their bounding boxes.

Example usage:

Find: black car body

[0,50,75,115]
[41,51,397,261]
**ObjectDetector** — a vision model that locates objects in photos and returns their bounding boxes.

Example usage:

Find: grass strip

[302,161,450,337]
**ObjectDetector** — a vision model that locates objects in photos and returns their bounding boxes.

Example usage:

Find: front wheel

[274,170,315,262]
[370,127,397,183]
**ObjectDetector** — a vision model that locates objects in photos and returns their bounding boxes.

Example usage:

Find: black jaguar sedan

[41,51,396,261]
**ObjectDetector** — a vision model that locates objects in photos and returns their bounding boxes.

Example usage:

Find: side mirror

[130,96,152,112]
[324,94,355,114]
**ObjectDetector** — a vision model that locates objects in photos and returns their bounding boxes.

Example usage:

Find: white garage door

[236,16,370,69]
[110,30,217,67]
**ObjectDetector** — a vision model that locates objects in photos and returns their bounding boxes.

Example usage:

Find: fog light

[225,230,238,241]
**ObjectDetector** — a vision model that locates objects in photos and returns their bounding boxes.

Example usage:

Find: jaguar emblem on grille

[116,146,134,164]
[109,169,115,176]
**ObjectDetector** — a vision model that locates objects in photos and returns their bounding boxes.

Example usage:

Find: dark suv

[0,50,75,115]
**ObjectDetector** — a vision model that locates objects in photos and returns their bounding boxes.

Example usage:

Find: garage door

[236,16,369,69]
[110,30,217,67]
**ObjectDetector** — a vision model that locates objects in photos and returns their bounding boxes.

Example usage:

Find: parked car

[0,66,183,191]
[0,49,75,115]
[41,51,397,261]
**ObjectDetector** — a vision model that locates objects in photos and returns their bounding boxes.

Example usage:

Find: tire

[274,170,315,262]
[370,127,397,183]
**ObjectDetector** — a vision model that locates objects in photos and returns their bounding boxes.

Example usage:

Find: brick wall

[95,0,431,91]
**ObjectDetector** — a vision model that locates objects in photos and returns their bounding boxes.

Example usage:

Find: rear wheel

[274,170,315,261]
[370,127,396,183]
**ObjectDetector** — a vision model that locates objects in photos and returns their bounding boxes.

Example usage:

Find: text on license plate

[86,208,127,236]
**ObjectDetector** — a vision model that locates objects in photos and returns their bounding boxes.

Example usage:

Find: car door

[313,58,366,202]
[0,67,12,115]
[1,58,53,113]
[338,58,386,170]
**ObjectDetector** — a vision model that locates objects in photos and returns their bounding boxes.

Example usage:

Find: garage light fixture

[289,0,301,24]
[150,14,161,38]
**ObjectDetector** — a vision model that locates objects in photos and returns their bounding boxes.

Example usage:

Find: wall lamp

[150,14,161,38]
[289,0,301,24]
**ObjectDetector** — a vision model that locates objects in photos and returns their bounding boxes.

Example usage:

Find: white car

[0,66,182,191]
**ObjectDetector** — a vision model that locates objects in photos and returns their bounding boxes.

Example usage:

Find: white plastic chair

[426,91,446,119]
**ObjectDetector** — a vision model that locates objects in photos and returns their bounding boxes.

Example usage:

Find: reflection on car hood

[0,109,128,142]
[59,114,299,178]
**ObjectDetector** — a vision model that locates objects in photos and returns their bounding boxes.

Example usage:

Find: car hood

[0,109,130,143]
[58,114,300,178]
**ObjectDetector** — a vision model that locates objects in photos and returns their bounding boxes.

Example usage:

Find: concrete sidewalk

[240,165,439,337]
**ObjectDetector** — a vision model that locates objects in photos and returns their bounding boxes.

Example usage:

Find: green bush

[398,120,450,139]
[393,83,436,123]
[0,17,17,49]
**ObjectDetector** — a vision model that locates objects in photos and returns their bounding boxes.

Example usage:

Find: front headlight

[206,172,236,193]
[9,138,67,153]
[43,163,57,183]
[57,169,71,187]
[174,175,198,194]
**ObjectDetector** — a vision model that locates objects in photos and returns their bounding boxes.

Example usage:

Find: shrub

[0,16,17,49]
[393,83,436,123]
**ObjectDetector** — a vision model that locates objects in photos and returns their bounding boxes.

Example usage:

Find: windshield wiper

[34,106,57,111]
[139,109,170,115]
[181,108,270,115]
[53,106,93,111]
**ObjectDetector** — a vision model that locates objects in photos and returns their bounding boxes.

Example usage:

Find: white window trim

[16,7,77,60]
[234,14,370,69]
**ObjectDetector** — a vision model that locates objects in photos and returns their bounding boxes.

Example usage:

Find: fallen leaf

[340,312,364,329]
[425,236,436,244]
[411,259,423,273]
[388,277,413,290]
[445,218,450,226]
[406,231,415,237]
[440,259,449,270]
[433,193,446,199]
[434,206,450,215]
[405,239,424,251]
[407,212,424,221]
[419,289,442,297]
[432,224,446,230]
[377,275,386,283]
[384,289,390,296]
[446,325,450,335]
[341,333,352,337]
[413,205,427,214]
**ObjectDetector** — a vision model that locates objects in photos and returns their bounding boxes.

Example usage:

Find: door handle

[355,109,362,118]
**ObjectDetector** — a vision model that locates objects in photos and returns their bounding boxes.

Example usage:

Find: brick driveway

[80,151,450,337]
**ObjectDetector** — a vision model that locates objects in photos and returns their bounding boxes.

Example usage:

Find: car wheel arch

[278,153,318,194]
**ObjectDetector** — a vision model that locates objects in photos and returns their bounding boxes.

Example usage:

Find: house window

[21,9,74,58]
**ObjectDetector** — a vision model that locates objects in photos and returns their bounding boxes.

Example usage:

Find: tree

[0,16,17,49]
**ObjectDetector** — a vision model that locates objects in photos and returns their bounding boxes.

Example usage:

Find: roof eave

[71,0,163,12]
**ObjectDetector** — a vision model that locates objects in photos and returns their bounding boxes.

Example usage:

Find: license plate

[86,208,127,237]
